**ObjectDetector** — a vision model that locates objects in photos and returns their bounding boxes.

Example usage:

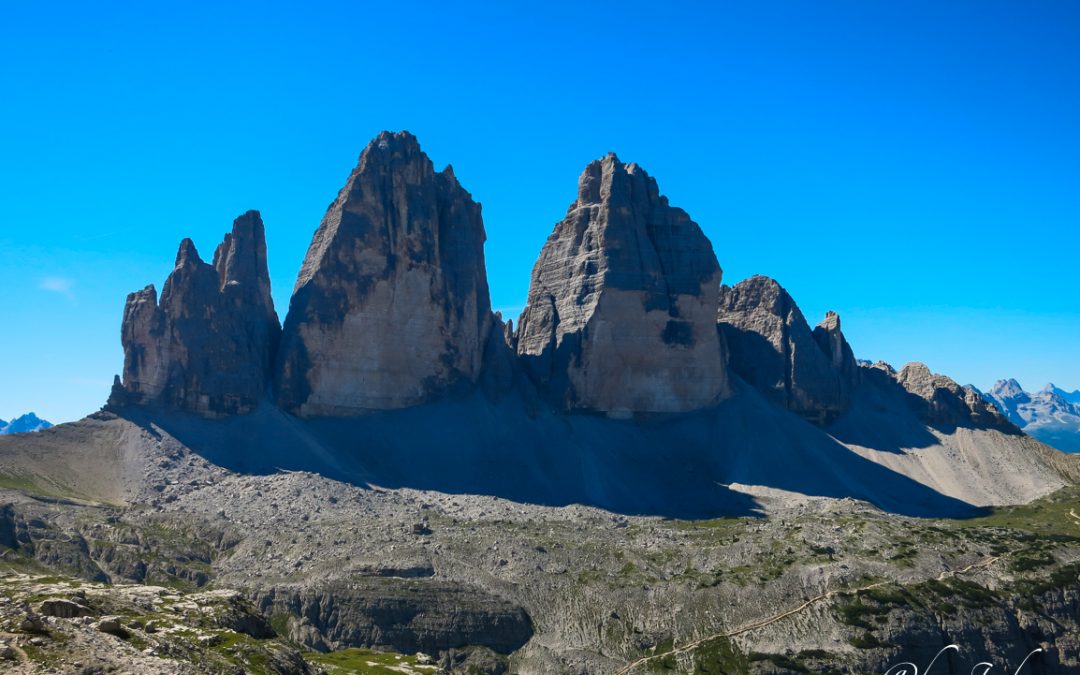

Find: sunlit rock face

[274,131,492,417]
[717,276,857,425]
[113,210,280,416]
[516,153,730,416]
[897,362,1014,430]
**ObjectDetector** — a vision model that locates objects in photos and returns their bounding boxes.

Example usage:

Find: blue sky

[1,1,1078,423]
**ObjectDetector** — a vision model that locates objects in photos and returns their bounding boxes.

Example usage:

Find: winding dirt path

[613,554,1007,675]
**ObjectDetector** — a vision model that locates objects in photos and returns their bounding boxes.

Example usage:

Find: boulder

[95,615,127,636]
[38,598,92,618]
[19,610,45,633]
[717,276,858,424]
[515,153,729,415]
[274,131,493,416]
[111,210,280,416]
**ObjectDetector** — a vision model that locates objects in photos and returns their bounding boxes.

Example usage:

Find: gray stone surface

[717,276,857,424]
[111,211,280,416]
[515,153,729,415]
[274,131,492,416]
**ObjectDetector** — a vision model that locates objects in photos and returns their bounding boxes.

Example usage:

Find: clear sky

[2,1,1078,423]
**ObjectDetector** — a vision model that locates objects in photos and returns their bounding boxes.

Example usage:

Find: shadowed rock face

[718,276,857,425]
[515,153,730,415]
[255,581,533,655]
[274,131,492,417]
[112,211,280,416]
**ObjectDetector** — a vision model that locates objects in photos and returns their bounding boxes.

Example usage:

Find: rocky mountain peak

[274,131,493,416]
[897,363,1013,430]
[812,310,856,373]
[718,276,857,425]
[111,211,280,416]
[818,310,841,332]
[175,238,201,267]
[1038,383,1080,405]
[515,153,729,415]
[212,210,273,297]
[990,378,1027,400]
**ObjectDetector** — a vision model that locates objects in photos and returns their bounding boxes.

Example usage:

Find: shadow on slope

[827,372,943,453]
[827,366,1022,453]
[127,380,983,520]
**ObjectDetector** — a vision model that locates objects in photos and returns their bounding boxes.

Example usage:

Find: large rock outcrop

[515,153,729,415]
[717,276,858,424]
[111,211,280,416]
[894,362,1015,430]
[274,131,492,416]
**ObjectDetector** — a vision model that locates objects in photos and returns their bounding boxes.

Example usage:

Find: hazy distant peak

[989,378,1028,402]
[0,412,53,435]
[981,380,1080,453]
[1041,383,1080,404]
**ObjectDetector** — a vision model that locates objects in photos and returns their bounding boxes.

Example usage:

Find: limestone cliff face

[274,131,492,417]
[112,211,280,416]
[717,276,857,424]
[515,153,729,415]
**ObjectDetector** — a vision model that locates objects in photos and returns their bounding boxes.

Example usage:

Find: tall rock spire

[274,131,493,416]
[515,153,730,415]
[112,210,280,415]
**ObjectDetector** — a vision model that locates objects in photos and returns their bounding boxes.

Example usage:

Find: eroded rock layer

[515,153,729,415]
[112,211,280,416]
[274,131,493,416]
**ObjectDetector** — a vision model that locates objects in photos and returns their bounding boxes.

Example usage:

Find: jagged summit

[515,152,730,415]
[991,378,1027,401]
[274,131,493,416]
[110,210,280,416]
[718,276,858,425]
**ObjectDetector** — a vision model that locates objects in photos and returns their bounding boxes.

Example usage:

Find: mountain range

[0,413,52,435]
[982,379,1080,453]
[1,130,1070,519]
[1,131,1079,674]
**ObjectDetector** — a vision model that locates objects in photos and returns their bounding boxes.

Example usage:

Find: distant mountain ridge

[0,413,53,435]
[1045,383,1080,405]
[983,380,1080,453]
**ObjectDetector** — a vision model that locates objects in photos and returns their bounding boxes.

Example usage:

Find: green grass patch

[305,648,430,674]
[849,632,890,649]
